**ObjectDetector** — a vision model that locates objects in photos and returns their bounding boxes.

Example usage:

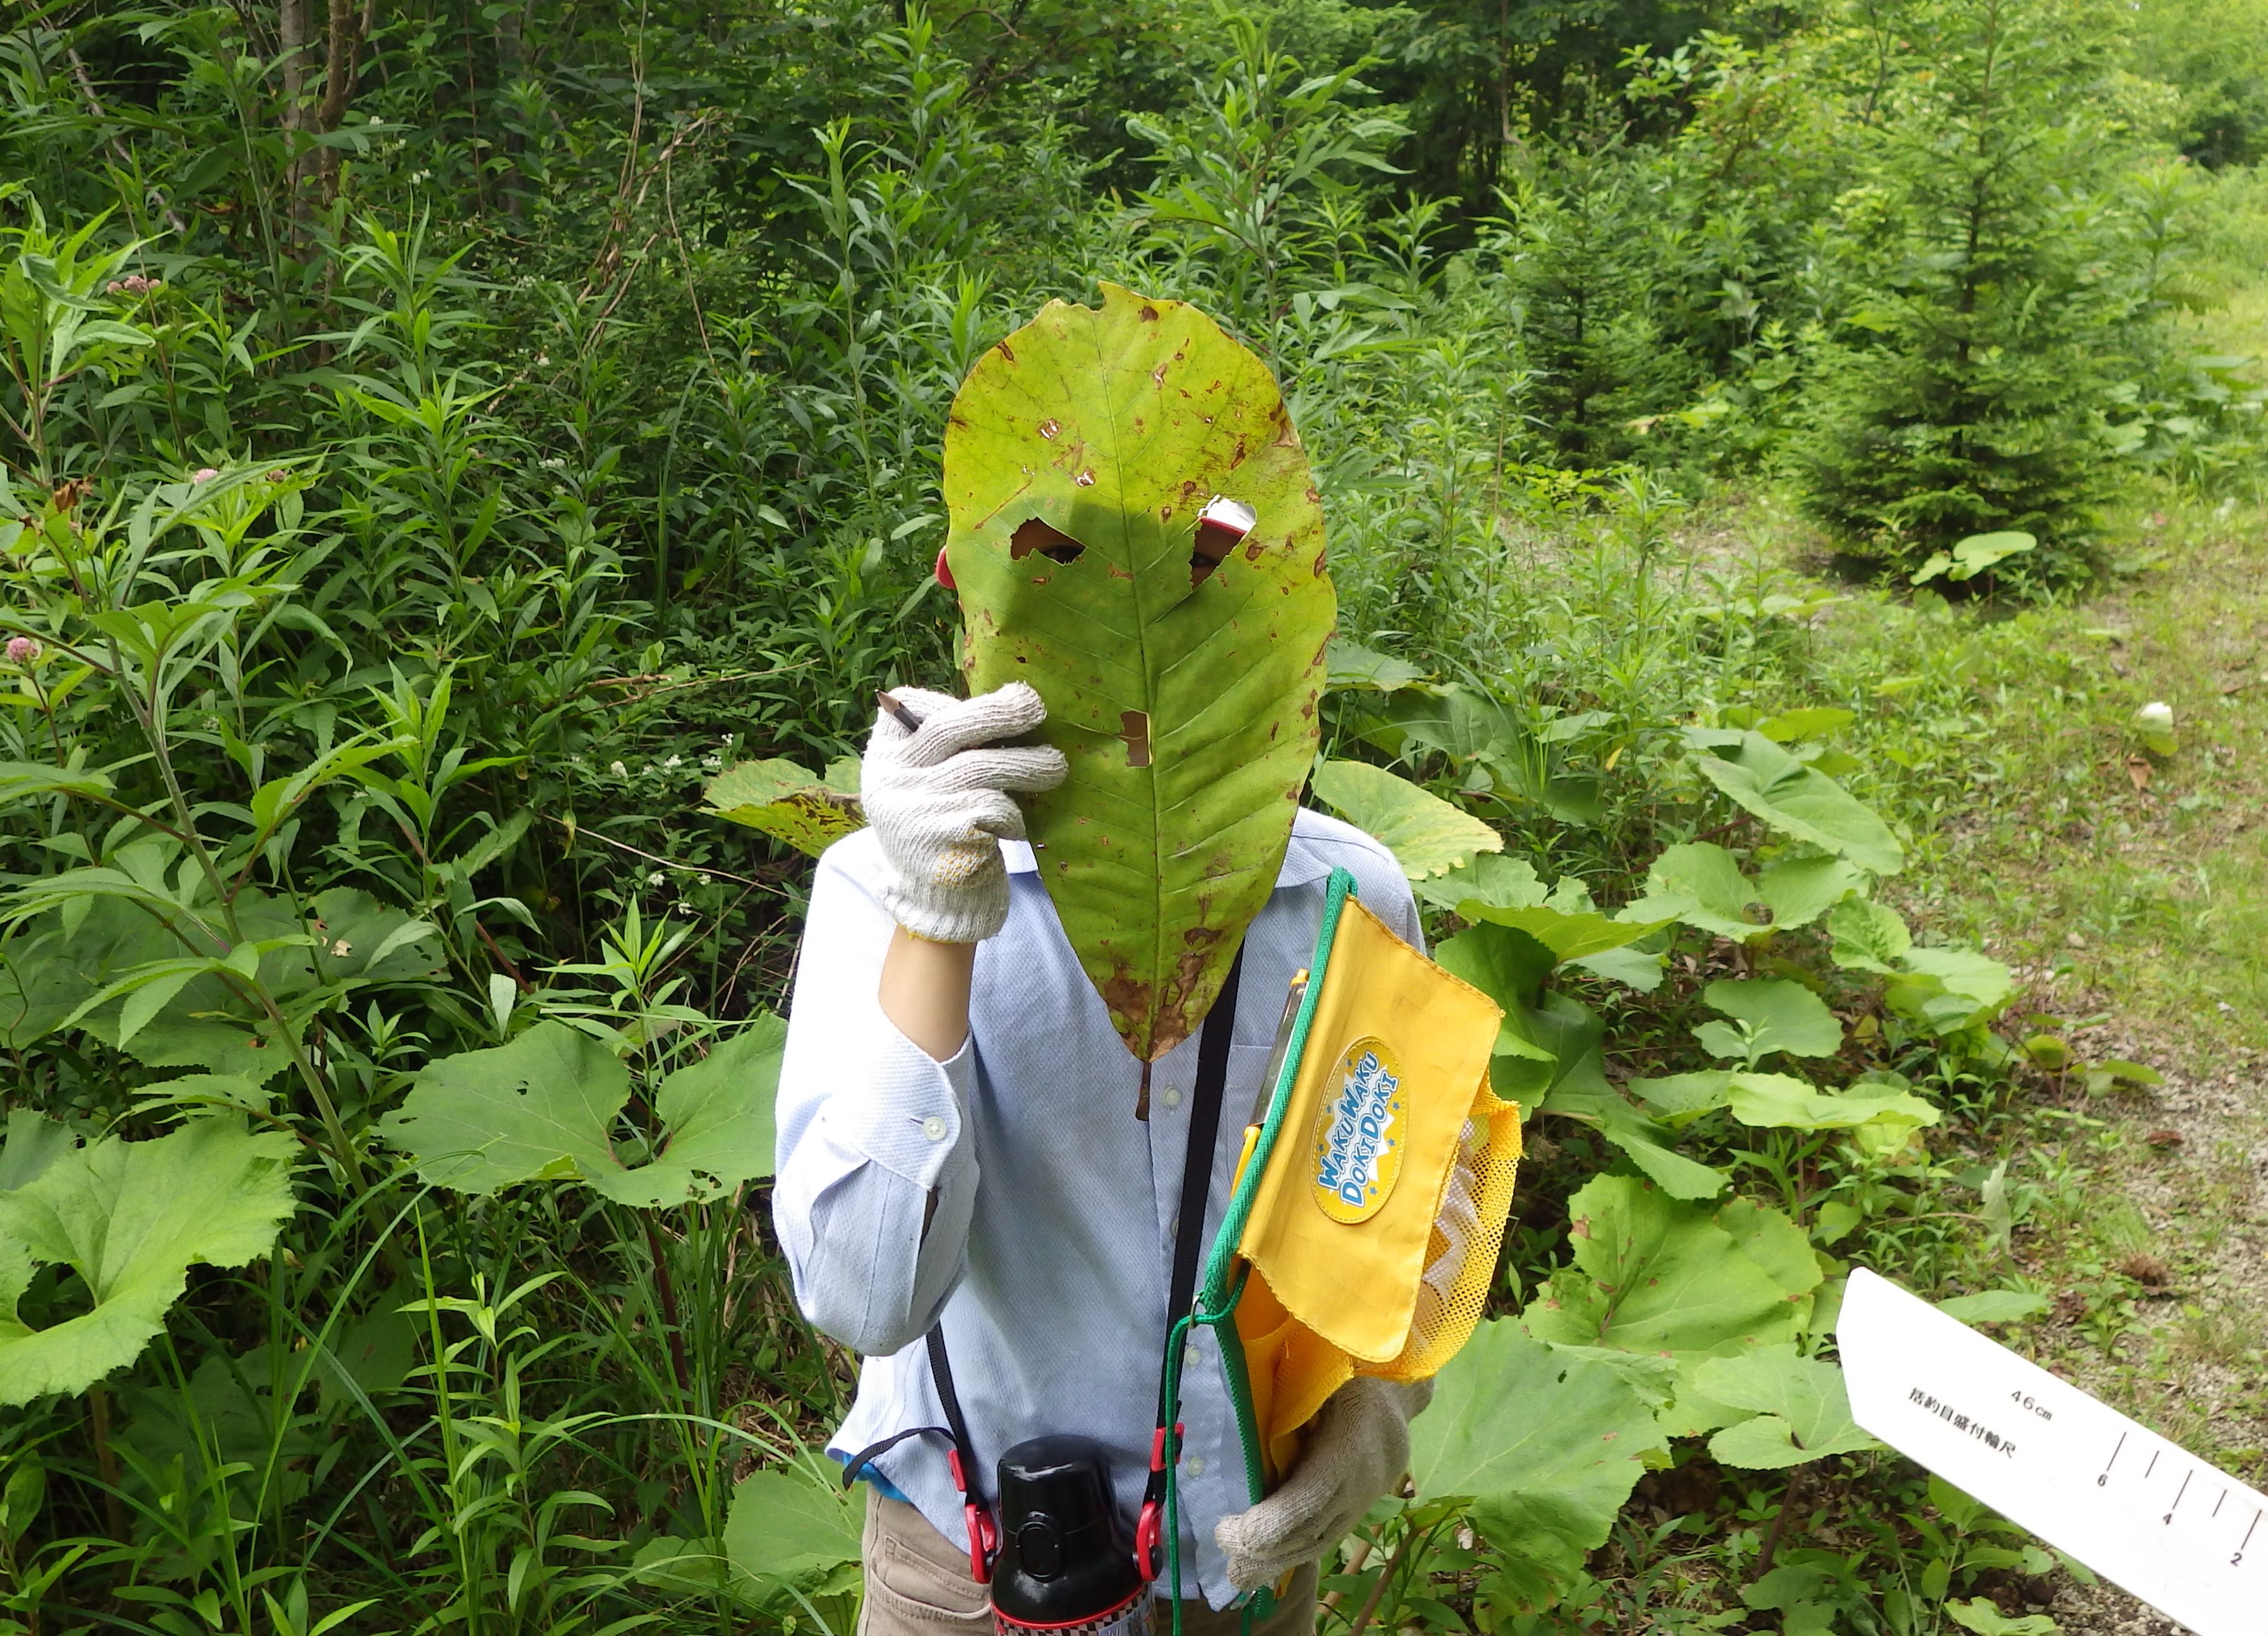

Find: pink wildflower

[6,637,41,665]
[191,467,219,482]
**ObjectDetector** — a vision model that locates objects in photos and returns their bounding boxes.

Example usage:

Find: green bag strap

[1198,866,1357,1316]
[1163,866,1359,1636]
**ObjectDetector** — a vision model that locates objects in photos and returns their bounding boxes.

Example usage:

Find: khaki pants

[857,1491,1318,1636]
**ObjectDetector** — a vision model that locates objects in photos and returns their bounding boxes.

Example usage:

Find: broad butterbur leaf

[1887,947,2015,1033]
[380,1017,785,1205]
[1325,638,1427,693]
[1911,531,2038,586]
[1313,761,1501,882]
[1936,1290,2049,1324]
[1754,855,1868,930]
[1750,706,1855,743]
[1736,1076,1939,1135]
[1698,1345,1879,1469]
[1537,1078,1728,1200]
[1696,978,1843,1062]
[1414,851,1546,915]
[0,1110,74,1193]
[1433,923,1608,1100]
[0,1120,298,1404]
[1567,945,1666,992]
[704,759,864,858]
[1638,844,1861,943]
[1630,1069,1941,1136]
[1691,733,1903,876]
[1461,897,1675,966]
[1523,1176,1802,1356]
[722,1457,864,1589]
[1637,842,1758,940]
[1943,1597,2059,1635]
[1718,1198,1825,1305]
[1409,1320,1665,1613]
[948,284,1335,1060]
[1827,897,1912,973]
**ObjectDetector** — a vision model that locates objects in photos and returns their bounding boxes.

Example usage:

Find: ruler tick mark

[2146,1450,2161,1481]
[2164,1471,2190,1524]
[2244,1510,2260,1553]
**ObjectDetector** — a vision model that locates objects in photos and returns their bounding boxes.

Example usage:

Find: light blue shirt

[771,807,1420,1608]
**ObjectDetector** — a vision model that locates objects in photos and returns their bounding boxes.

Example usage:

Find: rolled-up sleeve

[771,834,980,1357]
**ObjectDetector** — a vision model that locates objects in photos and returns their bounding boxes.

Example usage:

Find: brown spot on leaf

[1140,304,1160,321]
[1100,966,1152,1040]
[997,340,1016,362]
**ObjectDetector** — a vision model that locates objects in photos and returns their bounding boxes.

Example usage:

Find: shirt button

[920,1116,948,1142]
[1183,1344,1202,1370]
[1161,1086,1183,1109]
[1182,1456,1205,1478]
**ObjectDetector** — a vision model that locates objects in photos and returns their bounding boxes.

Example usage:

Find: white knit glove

[860,683,1067,944]
[1214,1377,1433,1592]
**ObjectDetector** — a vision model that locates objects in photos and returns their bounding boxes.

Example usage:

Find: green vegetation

[1,0,2263,1630]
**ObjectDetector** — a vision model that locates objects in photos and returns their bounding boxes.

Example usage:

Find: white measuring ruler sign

[1838,1266,2268,1636]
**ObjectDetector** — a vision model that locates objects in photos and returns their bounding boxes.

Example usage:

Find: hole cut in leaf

[1010,517,1086,565]
[1119,711,1151,768]
[1190,496,1255,586]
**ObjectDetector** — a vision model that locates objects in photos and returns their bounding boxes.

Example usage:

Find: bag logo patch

[1309,1035,1406,1224]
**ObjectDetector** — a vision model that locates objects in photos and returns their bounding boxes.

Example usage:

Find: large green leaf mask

[944,283,1336,1061]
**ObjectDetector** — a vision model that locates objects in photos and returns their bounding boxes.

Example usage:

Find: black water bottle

[989,1436,1149,1636]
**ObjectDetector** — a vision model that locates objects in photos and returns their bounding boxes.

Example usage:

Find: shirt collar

[1002,808,1337,888]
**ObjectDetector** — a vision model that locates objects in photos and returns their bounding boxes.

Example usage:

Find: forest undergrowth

[2,0,2267,1631]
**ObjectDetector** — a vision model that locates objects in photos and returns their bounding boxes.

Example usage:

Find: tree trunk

[312,0,375,207]
[279,0,313,231]
[496,1,526,219]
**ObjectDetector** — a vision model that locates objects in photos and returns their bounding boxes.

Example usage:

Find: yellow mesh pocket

[1368,1078,1523,1382]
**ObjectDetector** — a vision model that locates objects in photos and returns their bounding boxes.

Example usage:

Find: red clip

[1149,1424,1178,1473]
[935,545,956,591]
[1135,1421,1185,1582]
[947,1448,996,1584]
[963,1501,998,1584]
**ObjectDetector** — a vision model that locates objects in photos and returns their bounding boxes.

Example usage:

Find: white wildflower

[609,760,627,778]
[2137,701,2173,731]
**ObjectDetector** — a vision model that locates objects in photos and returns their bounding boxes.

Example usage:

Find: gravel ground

[2015,1018,2267,1635]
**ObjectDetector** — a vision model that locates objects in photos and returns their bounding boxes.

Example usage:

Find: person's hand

[1213,1377,1432,1592]
[861,683,1067,944]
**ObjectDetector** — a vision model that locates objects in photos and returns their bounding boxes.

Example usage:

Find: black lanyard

[841,945,1249,1587]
